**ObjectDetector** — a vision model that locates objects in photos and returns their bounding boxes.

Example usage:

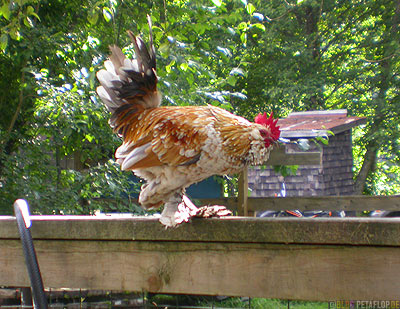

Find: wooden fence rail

[1,213,400,301]
[199,195,400,213]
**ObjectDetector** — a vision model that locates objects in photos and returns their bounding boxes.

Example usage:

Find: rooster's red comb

[255,112,281,140]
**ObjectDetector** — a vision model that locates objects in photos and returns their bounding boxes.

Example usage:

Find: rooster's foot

[194,205,232,218]
[179,196,232,220]
[159,195,232,228]
[177,196,232,221]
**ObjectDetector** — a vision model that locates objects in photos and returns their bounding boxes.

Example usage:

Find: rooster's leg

[159,196,180,228]
[159,193,198,228]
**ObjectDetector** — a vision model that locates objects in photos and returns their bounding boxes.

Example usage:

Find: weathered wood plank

[0,288,19,299]
[248,195,400,212]
[101,195,400,213]
[1,216,400,246]
[0,239,399,301]
[266,147,321,166]
[199,195,400,212]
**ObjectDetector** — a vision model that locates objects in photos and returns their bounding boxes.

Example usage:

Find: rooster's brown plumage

[96,16,280,226]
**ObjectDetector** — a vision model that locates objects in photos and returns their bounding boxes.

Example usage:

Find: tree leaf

[26,5,34,14]
[227,75,237,86]
[0,34,8,51]
[240,32,247,44]
[179,62,189,71]
[24,16,34,28]
[211,0,222,7]
[246,3,256,15]
[252,12,264,21]
[0,2,10,20]
[237,21,248,31]
[88,9,99,25]
[253,23,266,31]
[102,7,113,22]
[230,67,245,76]
[9,28,21,41]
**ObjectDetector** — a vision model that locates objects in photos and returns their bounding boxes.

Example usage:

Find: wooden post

[237,168,248,216]
[21,287,32,307]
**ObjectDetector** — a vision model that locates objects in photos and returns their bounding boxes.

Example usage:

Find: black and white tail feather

[96,15,161,131]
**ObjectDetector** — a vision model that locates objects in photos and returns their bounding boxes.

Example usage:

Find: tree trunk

[354,142,378,194]
[354,0,400,194]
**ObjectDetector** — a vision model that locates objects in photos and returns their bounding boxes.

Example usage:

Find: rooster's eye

[260,130,267,138]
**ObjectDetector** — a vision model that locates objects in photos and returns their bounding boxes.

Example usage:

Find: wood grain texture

[2,216,400,246]
[266,147,321,166]
[0,239,399,301]
[249,195,400,212]
[2,216,400,300]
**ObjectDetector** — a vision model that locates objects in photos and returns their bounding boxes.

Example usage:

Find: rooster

[96,16,280,227]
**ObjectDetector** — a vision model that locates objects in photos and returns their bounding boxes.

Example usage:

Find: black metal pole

[13,199,48,309]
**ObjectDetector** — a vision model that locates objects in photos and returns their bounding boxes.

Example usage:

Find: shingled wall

[248,130,355,197]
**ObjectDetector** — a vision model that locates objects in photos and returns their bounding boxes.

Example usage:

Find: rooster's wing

[115,106,212,170]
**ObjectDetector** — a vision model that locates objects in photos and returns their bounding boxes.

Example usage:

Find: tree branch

[1,68,25,153]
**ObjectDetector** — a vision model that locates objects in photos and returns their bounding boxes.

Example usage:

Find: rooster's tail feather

[96,15,160,133]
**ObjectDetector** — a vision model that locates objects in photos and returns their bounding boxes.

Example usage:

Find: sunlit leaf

[237,22,248,31]
[231,92,247,100]
[211,0,222,7]
[23,16,34,28]
[246,3,256,15]
[165,60,175,74]
[252,12,264,21]
[102,7,113,22]
[0,34,8,51]
[240,32,247,44]
[230,67,245,76]
[26,6,41,22]
[0,2,10,20]
[9,28,21,41]
[253,23,266,31]
[216,46,232,57]
[85,134,95,143]
[179,62,189,71]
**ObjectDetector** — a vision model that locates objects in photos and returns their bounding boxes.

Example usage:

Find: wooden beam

[0,288,19,299]
[199,195,400,212]
[1,216,400,300]
[266,147,321,166]
[1,239,399,301]
[247,195,400,212]
[2,216,400,246]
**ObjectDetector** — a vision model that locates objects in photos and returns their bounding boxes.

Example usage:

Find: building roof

[278,109,366,138]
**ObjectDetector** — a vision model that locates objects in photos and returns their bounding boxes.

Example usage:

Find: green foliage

[0,75,140,214]
[1,0,400,215]
[273,165,299,177]
[147,293,328,308]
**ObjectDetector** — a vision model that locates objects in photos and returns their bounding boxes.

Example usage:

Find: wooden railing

[1,198,400,301]
[200,195,400,213]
